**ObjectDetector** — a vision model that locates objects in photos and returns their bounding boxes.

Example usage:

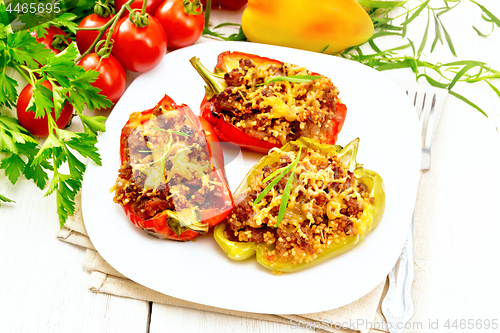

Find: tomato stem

[127,2,149,28]
[204,0,211,28]
[94,0,115,18]
[183,0,203,16]
[51,34,70,52]
[75,0,136,63]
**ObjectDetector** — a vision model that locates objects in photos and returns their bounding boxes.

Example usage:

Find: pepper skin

[241,0,374,54]
[190,51,347,154]
[116,95,233,241]
[213,137,385,272]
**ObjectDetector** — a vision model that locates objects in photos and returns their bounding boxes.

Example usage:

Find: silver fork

[381,90,440,333]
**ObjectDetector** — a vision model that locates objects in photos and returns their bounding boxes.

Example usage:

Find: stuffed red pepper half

[112,95,233,241]
[189,51,347,154]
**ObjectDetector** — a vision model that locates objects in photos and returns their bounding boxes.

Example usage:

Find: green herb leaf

[23,158,51,190]
[254,168,289,206]
[470,0,500,27]
[257,75,323,86]
[0,70,19,109]
[276,149,301,228]
[151,127,190,136]
[66,133,102,166]
[449,90,487,117]
[262,165,289,183]
[0,193,15,205]
[0,154,25,184]
[472,25,492,38]
[417,9,430,55]
[78,114,107,136]
[6,30,51,68]
[253,148,302,227]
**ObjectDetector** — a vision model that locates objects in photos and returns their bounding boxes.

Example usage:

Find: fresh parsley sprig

[0,23,112,227]
[0,115,52,193]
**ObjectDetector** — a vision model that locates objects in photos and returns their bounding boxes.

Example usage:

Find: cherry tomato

[16,82,73,137]
[76,14,114,55]
[31,26,71,54]
[111,17,167,73]
[154,0,204,49]
[78,53,127,104]
[114,0,164,15]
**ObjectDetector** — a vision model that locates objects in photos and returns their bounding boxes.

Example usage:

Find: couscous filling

[113,107,223,220]
[225,146,374,265]
[211,58,343,145]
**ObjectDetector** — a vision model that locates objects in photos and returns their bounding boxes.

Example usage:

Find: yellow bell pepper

[214,138,385,273]
[241,0,374,54]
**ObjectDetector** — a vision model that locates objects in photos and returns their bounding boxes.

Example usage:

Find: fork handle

[382,218,415,333]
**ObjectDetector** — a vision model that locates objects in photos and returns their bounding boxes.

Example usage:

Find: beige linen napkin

[57,161,438,333]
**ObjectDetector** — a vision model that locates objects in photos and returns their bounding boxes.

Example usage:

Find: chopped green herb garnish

[0,193,15,205]
[256,75,323,86]
[151,127,190,136]
[254,148,302,227]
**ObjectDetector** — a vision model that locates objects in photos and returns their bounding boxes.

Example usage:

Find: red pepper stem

[189,56,226,98]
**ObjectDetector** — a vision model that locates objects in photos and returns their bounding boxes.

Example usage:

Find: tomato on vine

[154,0,204,49]
[16,81,74,137]
[114,0,164,15]
[78,54,127,104]
[76,13,115,55]
[111,13,167,72]
[31,26,71,54]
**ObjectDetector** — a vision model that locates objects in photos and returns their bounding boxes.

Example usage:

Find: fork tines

[406,91,437,170]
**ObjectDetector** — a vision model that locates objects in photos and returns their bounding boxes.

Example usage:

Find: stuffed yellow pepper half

[214,137,385,273]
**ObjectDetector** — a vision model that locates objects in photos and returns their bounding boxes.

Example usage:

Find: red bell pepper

[114,95,233,241]
[190,51,347,154]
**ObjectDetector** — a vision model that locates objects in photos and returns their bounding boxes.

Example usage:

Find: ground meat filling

[211,58,342,145]
[225,147,374,265]
[113,106,224,220]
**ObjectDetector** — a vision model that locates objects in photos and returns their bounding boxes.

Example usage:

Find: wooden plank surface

[1,2,500,333]
[0,177,150,333]
[149,305,292,333]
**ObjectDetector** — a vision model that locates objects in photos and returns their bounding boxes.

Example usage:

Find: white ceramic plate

[82,41,421,314]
